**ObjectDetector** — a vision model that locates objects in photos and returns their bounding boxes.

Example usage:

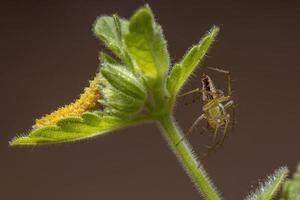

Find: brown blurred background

[1,0,300,199]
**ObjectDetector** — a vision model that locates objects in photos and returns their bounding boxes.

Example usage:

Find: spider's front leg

[179,88,216,105]
[178,88,202,106]
[207,67,232,96]
[178,88,201,97]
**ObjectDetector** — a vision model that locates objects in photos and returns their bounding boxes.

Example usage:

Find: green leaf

[124,6,170,85]
[167,26,219,97]
[245,167,289,200]
[100,84,145,114]
[101,62,147,100]
[282,163,300,200]
[100,61,147,116]
[93,15,129,58]
[10,112,134,145]
[99,52,120,65]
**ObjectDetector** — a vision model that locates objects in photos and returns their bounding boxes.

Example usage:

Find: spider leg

[178,88,202,106]
[179,88,201,97]
[218,116,230,147]
[207,67,232,96]
[176,114,206,146]
[224,100,234,109]
[179,88,215,98]
[202,125,220,157]
[231,105,236,130]
[226,72,232,96]
[224,100,236,130]
[212,125,219,144]
[200,126,210,135]
[179,88,216,106]
[207,67,230,74]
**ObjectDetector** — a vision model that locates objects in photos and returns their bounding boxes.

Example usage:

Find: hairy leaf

[101,62,147,100]
[99,52,120,65]
[124,6,170,85]
[245,167,289,200]
[93,16,128,58]
[282,164,300,200]
[100,83,145,114]
[167,26,219,98]
[10,112,135,145]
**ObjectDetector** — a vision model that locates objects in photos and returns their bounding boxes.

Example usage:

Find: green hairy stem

[158,115,221,200]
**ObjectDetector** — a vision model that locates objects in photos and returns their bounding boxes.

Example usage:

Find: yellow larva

[34,75,100,128]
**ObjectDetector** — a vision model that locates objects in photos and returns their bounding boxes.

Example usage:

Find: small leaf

[167,26,219,97]
[282,163,300,200]
[93,16,129,58]
[99,52,120,65]
[10,112,134,145]
[101,84,145,114]
[124,6,170,85]
[101,62,147,100]
[245,167,289,200]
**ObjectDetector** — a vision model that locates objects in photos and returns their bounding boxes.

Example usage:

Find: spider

[177,67,235,156]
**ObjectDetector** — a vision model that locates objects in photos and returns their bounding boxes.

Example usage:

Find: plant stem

[158,114,221,200]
